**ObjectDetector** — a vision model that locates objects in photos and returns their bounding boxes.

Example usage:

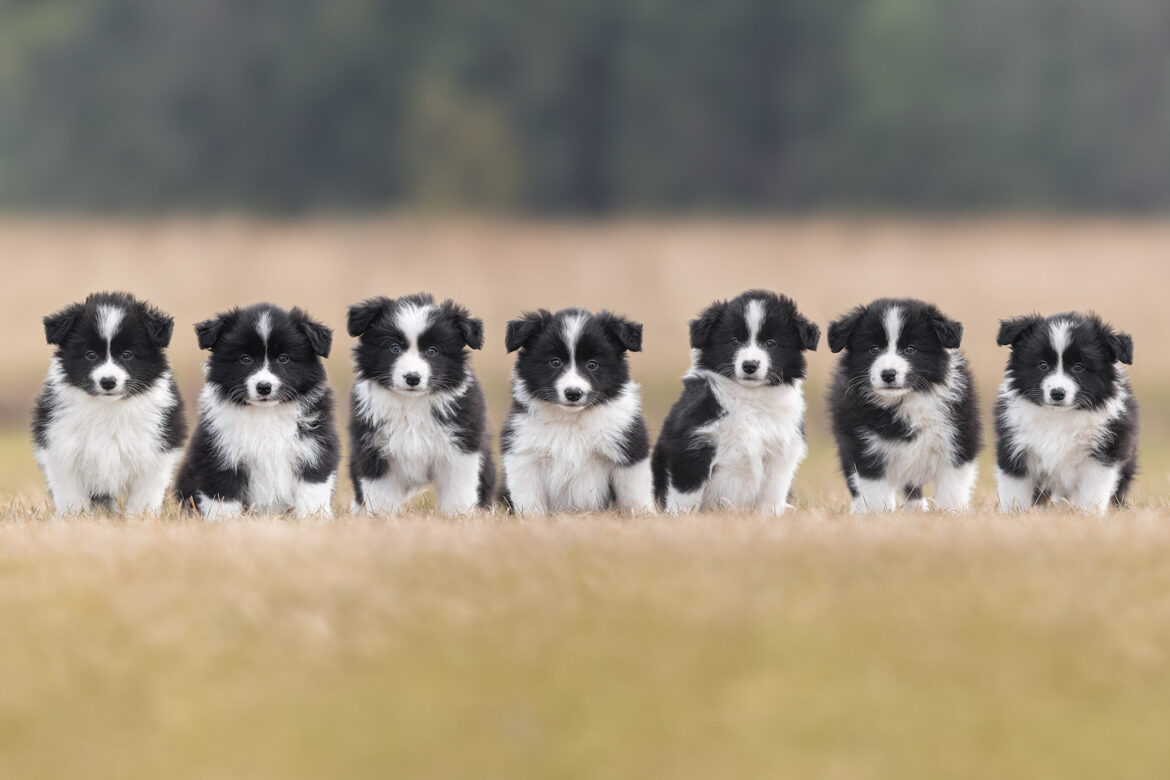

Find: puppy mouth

[872,385,911,396]
[247,397,283,406]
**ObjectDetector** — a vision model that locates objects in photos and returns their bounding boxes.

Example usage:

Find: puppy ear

[827,306,865,354]
[141,305,175,348]
[1108,331,1134,365]
[600,312,643,353]
[43,303,83,345]
[996,315,1039,347]
[440,300,484,350]
[195,316,226,351]
[505,311,550,353]
[347,297,392,338]
[292,308,333,358]
[689,301,725,349]
[930,316,964,349]
[795,314,821,352]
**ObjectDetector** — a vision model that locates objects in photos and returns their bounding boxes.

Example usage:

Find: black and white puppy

[175,304,340,519]
[652,290,820,514]
[499,308,654,514]
[828,298,982,513]
[347,293,495,515]
[33,292,187,514]
[994,312,1138,513]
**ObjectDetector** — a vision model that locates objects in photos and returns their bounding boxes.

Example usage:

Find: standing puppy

[828,298,982,513]
[499,308,654,515]
[652,290,820,514]
[33,292,187,514]
[347,293,495,515]
[994,312,1138,513]
[176,304,340,519]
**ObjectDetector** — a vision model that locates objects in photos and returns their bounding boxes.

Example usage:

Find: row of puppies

[32,291,1138,518]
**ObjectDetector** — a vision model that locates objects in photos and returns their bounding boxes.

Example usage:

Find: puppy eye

[121,350,134,360]
[550,358,563,368]
[240,355,253,365]
[730,338,741,347]
[426,347,439,357]
[277,354,290,364]
[869,345,881,355]
[586,359,600,371]
[85,350,98,361]
[765,339,777,349]
[1072,362,1085,373]
[903,345,917,355]
[390,344,402,354]
[1037,361,1049,371]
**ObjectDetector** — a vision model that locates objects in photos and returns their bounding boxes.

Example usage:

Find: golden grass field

[2,217,1170,778]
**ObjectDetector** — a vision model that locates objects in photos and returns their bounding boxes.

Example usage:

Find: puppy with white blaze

[347,293,495,515]
[499,308,654,515]
[33,292,187,514]
[994,312,1138,513]
[828,298,983,513]
[652,290,820,514]
[176,304,341,519]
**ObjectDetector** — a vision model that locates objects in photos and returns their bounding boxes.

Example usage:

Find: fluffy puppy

[499,308,654,515]
[347,293,495,515]
[33,292,187,514]
[828,298,982,512]
[176,304,340,519]
[652,290,820,514]
[994,312,1139,512]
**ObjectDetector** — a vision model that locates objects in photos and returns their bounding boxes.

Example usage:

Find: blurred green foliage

[0,0,1168,213]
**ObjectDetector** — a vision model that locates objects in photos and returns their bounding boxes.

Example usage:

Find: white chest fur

[353,379,465,487]
[697,375,807,509]
[864,388,959,488]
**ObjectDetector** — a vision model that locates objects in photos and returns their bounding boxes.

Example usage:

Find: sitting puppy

[176,303,340,519]
[499,308,654,515]
[994,312,1138,513]
[828,298,982,513]
[346,293,495,515]
[33,292,187,514]
[652,290,820,514]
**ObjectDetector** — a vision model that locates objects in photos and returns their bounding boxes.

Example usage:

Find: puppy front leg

[1069,462,1120,515]
[501,454,545,515]
[294,475,336,519]
[356,470,414,516]
[759,445,805,516]
[934,460,977,512]
[611,457,656,515]
[996,468,1034,513]
[850,473,900,514]
[125,449,184,515]
[435,452,484,517]
[40,460,91,515]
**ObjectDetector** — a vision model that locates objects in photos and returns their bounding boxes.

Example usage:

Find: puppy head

[506,308,641,411]
[348,293,483,395]
[44,291,174,399]
[998,312,1133,410]
[829,298,962,400]
[689,289,819,387]
[196,303,331,406]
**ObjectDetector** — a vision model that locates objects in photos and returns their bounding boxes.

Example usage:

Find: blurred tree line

[0,0,1167,213]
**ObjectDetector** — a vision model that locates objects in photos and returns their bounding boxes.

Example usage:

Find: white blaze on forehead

[734,299,771,382]
[257,311,273,344]
[1050,320,1072,367]
[745,299,766,343]
[96,305,125,344]
[883,305,904,351]
[1041,319,1077,406]
[394,303,435,347]
[561,312,588,356]
[555,312,591,403]
[390,303,436,391]
[870,304,910,392]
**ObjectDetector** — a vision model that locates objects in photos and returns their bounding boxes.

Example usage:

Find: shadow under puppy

[347,293,495,515]
[176,303,340,519]
[33,291,187,514]
[652,290,820,514]
[499,307,654,515]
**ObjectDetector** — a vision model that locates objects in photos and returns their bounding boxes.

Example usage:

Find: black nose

[1050,388,1066,402]
[99,377,116,391]
[742,360,760,375]
[404,373,421,387]
[564,387,584,403]
[256,382,272,396]
[881,369,898,384]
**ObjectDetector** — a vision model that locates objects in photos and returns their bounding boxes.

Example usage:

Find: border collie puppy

[346,293,495,515]
[176,304,340,519]
[499,308,654,515]
[828,298,982,513]
[33,292,187,514]
[651,290,820,514]
[994,312,1138,513]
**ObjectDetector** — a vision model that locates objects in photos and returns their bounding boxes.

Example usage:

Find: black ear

[689,301,725,349]
[600,312,643,352]
[827,306,865,354]
[141,306,175,348]
[795,314,821,352]
[195,316,225,351]
[931,316,964,349]
[996,315,1040,347]
[1108,331,1134,365]
[293,308,333,358]
[43,303,83,345]
[440,300,484,350]
[347,297,393,338]
[505,311,551,353]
